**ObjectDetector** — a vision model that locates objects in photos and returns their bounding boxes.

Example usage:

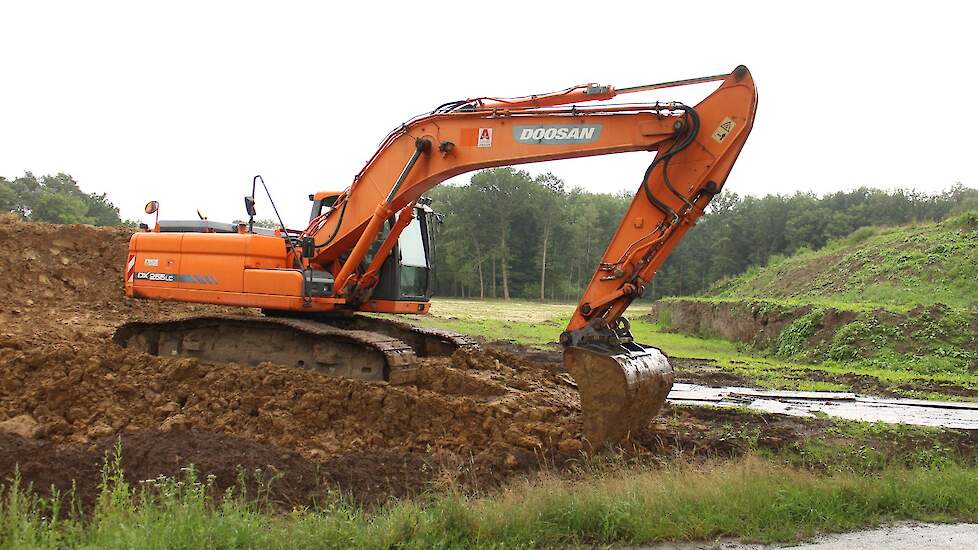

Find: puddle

[668,384,978,429]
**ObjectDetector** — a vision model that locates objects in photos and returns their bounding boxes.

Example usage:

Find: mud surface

[673,357,978,400]
[0,216,970,508]
[671,357,756,387]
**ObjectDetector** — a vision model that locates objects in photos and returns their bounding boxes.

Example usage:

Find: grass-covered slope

[709,212,978,309]
[653,212,978,398]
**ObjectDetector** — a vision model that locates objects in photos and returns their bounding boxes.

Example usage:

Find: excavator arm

[307,69,755,292]
[292,66,757,445]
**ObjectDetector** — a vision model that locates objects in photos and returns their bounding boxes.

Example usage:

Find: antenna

[253,175,288,234]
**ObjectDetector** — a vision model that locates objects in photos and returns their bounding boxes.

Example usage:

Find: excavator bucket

[565,342,674,448]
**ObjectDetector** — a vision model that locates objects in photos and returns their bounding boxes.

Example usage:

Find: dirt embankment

[651,298,977,361]
[649,299,816,348]
[653,298,978,399]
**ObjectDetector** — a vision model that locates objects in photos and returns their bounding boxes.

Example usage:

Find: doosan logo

[513,124,602,144]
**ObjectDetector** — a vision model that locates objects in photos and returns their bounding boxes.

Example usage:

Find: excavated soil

[0,215,876,507]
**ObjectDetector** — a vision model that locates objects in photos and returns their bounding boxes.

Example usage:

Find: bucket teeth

[565,342,674,448]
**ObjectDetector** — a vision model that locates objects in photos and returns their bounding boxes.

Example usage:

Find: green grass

[404,315,567,347]
[429,298,578,323]
[374,298,576,347]
[658,294,902,314]
[409,298,764,358]
[778,421,965,473]
[6,446,978,549]
[710,212,978,309]
[391,302,779,368]
[759,380,851,392]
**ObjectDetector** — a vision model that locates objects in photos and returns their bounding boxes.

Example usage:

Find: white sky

[2,1,975,227]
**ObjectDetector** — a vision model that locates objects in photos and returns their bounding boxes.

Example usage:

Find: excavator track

[309,314,479,358]
[112,313,478,385]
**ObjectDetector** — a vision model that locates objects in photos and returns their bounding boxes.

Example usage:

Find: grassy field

[429,299,579,323]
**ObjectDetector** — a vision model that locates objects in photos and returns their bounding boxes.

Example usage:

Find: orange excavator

[117,66,757,447]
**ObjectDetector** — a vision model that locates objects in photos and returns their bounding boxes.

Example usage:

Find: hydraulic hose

[313,197,348,250]
[661,107,700,210]
[641,104,701,220]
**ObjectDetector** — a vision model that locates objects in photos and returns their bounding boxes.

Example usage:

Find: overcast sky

[2,1,975,227]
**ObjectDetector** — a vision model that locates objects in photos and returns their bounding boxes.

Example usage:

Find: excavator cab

[308,191,436,305]
[367,203,435,303]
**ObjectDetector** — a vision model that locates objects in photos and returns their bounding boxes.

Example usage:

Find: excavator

[117,66,757,447]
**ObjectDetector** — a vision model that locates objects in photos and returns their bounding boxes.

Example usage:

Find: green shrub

[775,309,824,357]
[828,318,898,361]
[845,226,878,246]
[948,210,978,230]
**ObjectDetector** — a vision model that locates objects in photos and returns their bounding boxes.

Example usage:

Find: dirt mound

[0,405,843,510]
[0,329,581,449]
[0,321,590,505]
[0,215,237,339]
[0,213,130,310]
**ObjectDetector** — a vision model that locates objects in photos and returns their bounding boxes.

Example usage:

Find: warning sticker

[712,117,735,143]
[477,128,493,148]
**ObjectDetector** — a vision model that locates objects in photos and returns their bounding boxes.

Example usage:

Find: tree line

[429,168,978,301]
[428,168,633,302]
[0,172,122,225]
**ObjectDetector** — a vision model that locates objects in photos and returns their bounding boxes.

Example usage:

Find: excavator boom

[124,66,757,447]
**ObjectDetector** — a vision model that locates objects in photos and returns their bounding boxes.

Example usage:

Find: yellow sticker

[712,117,735,143]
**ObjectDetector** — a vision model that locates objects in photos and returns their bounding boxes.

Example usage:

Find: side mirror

[144,201,159,214]
[244,196,257,217]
